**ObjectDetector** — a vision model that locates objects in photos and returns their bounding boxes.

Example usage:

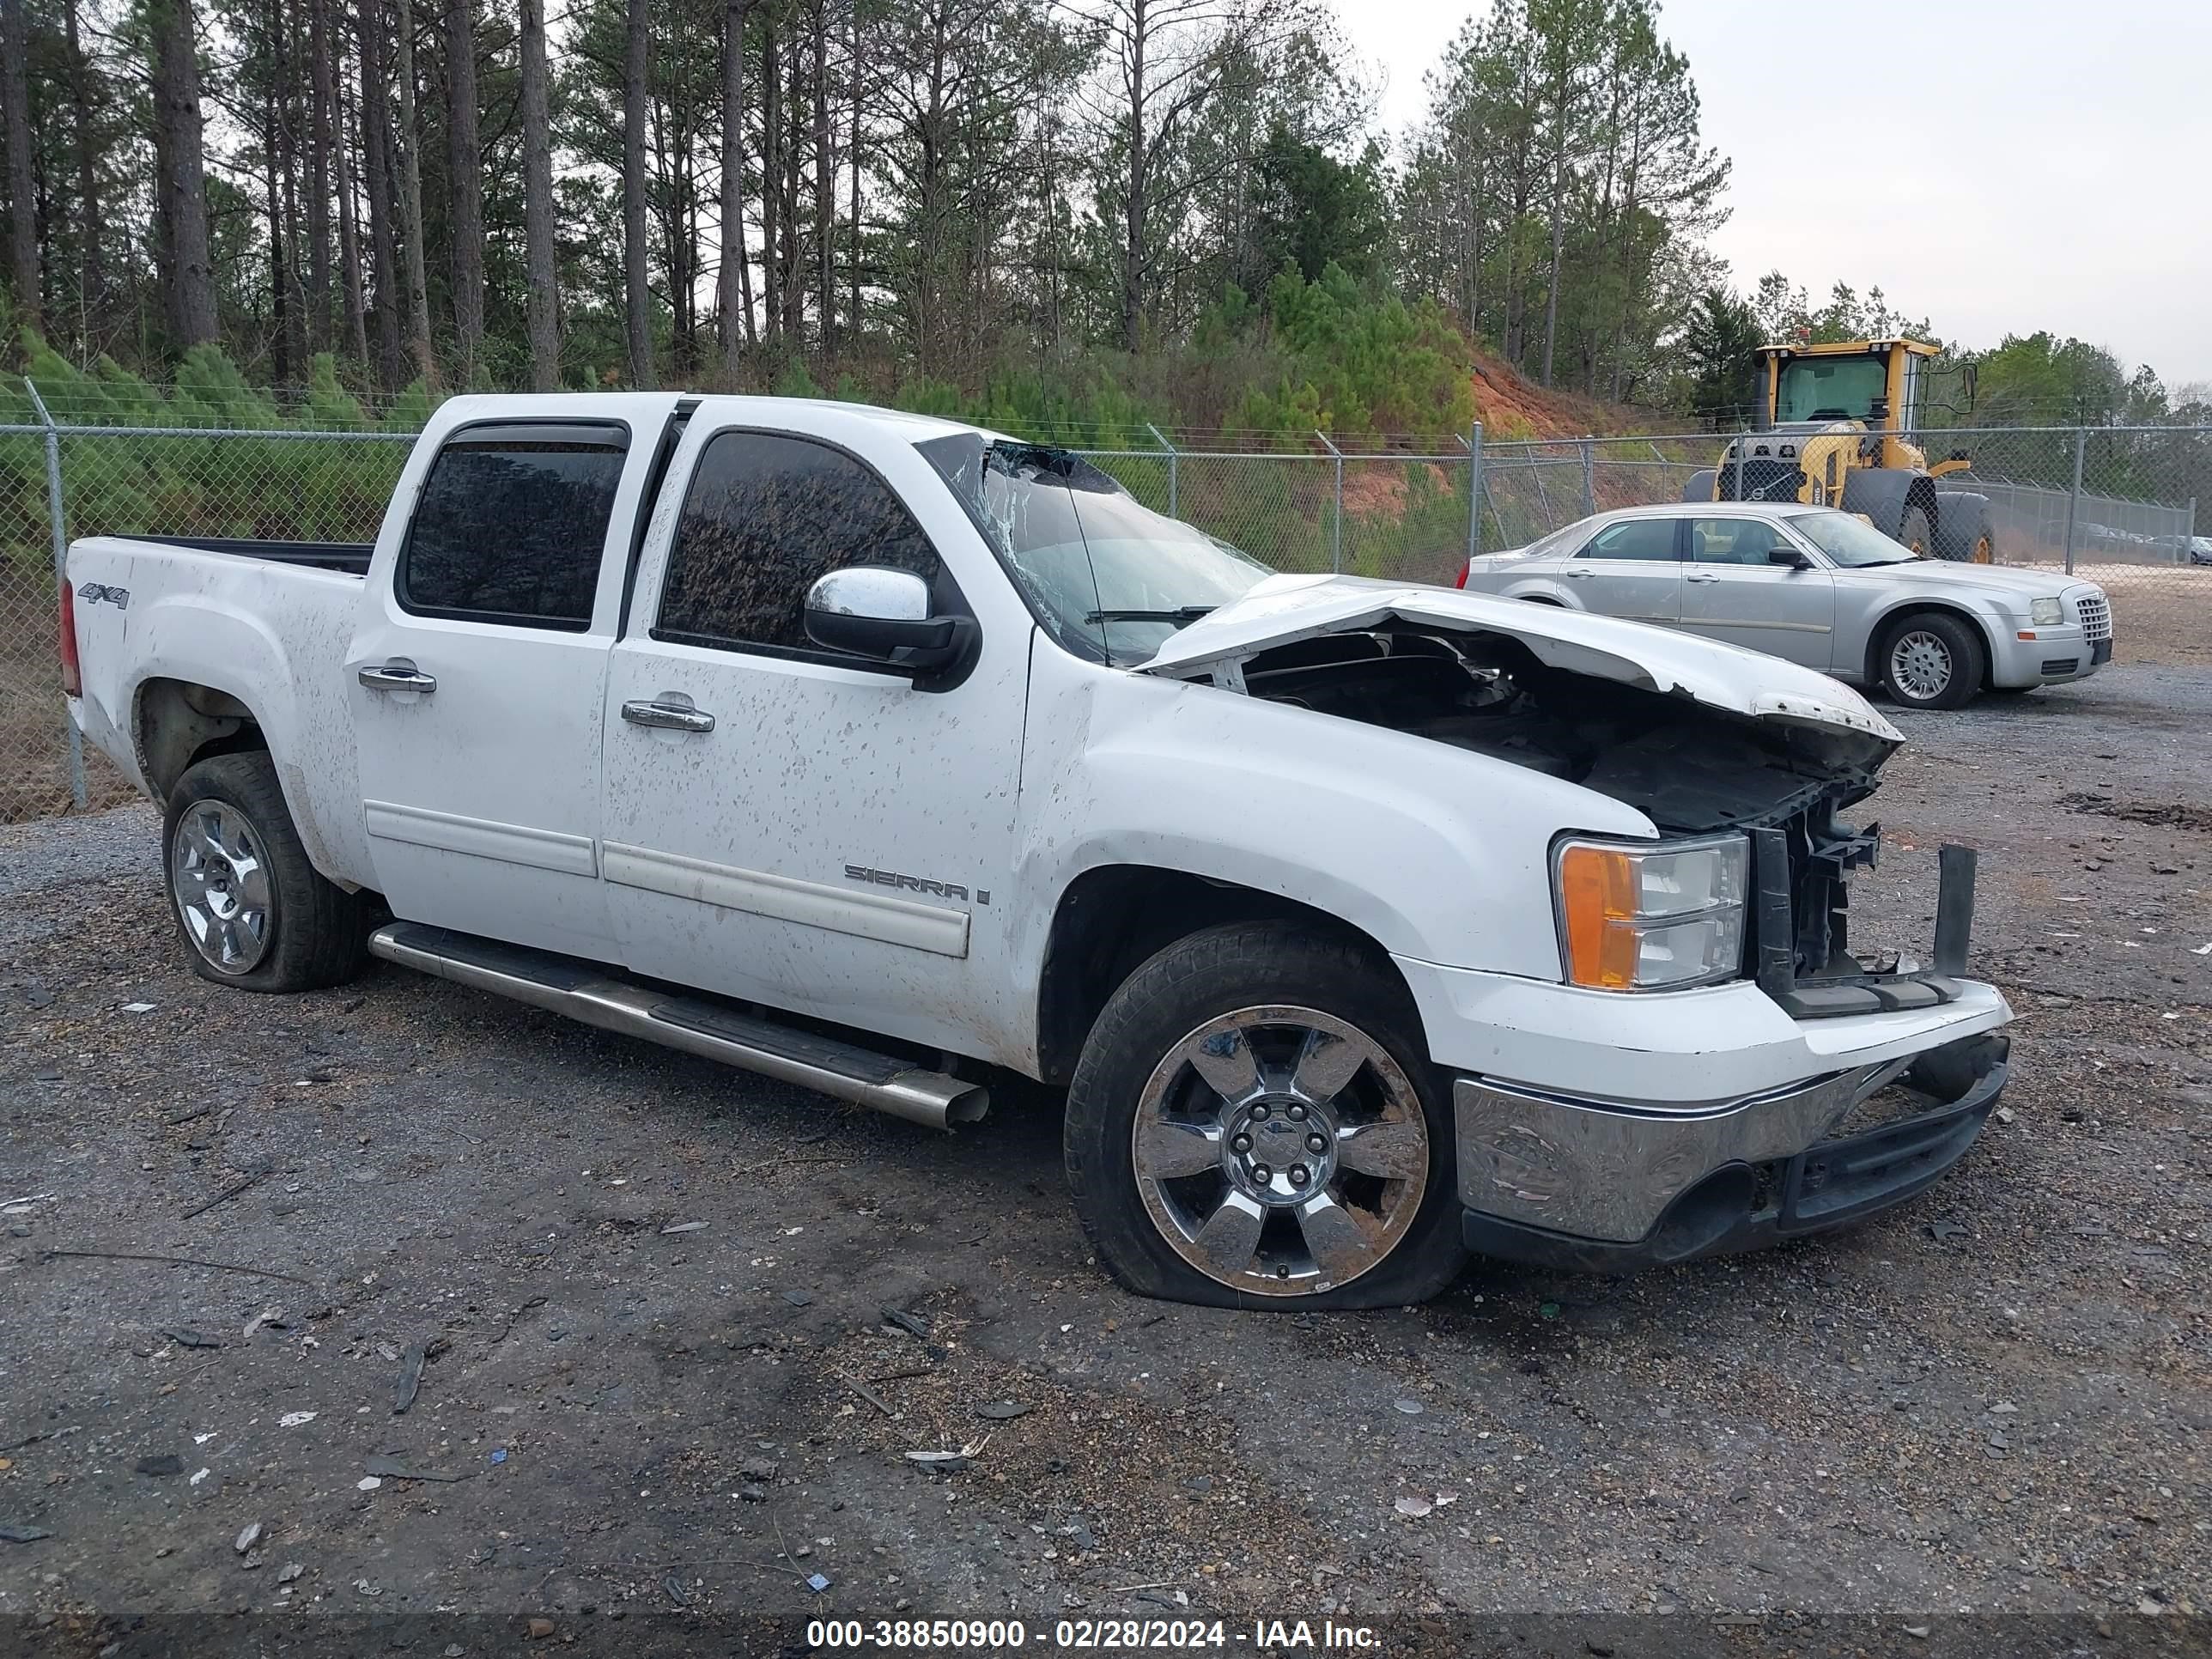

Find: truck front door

[597,417,1031,1065]
[348,410,665,960]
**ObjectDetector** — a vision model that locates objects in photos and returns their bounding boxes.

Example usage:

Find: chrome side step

[368,921,988,1132]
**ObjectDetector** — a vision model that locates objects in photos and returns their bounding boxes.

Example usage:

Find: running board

[367,921,988,1132]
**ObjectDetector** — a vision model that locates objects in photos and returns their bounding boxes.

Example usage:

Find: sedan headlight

[1553,835,1749,991]
[2030,598,2063,628]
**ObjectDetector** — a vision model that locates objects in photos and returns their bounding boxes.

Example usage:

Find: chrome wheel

[1888,629,1954,702]
[170,800,275,975]
[1129,1006,1429,1297]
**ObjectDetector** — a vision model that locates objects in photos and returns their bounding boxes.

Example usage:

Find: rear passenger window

[1577,519,1679,562]
[398,423,628,629]
[655,430,942,659]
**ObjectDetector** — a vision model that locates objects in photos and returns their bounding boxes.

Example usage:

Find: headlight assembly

[2031,598,2063,628]
[1553,835,1749,991]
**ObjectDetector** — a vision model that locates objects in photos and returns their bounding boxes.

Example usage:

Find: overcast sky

[1331,0,2212,388]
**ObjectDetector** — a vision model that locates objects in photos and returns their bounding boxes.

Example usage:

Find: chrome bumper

[1455,1059,1920,1246]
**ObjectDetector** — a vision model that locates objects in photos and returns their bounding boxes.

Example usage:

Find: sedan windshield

[921,433,1271,664]
[1791,509,1921,568]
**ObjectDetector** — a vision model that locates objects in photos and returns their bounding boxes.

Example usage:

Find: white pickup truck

[63,394,2013,1308]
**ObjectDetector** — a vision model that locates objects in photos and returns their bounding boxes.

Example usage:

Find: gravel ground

[1,665,2207,1656]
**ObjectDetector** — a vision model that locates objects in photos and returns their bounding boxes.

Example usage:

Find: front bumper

[1987,624,2111,688]
[1455,1036,2008,1271]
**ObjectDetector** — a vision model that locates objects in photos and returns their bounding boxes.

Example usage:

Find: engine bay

[1242,624,1893,978]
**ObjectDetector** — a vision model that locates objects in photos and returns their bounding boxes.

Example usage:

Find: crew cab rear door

[596,411,1031,1062]
[347,398,678,960]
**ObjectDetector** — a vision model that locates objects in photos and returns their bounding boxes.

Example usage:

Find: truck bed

[122,535,373,574]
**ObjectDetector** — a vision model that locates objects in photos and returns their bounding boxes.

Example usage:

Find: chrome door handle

[358,662,438,693]
[621,698,715,733]
[1686,572,1723,584]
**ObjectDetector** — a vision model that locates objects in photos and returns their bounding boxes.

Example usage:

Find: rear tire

[1064,921,1466,1310]
[164,752,368,992]
[1878,612,1985,711]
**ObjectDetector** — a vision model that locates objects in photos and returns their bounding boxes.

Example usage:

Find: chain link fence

[4,397,2208,823]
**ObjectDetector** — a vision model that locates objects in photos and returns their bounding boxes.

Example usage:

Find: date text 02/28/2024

[805,1618,1383,1650]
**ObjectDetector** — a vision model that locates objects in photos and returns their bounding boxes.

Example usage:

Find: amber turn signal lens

[1557,842,1638,989]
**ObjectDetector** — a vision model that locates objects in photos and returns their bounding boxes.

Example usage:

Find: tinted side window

[1689,518,1792,565]
[657,431,941,656]
[400,428,627,628]
[1577,519,1679,562]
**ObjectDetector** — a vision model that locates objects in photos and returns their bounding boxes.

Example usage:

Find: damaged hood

[1138,573,1903,745]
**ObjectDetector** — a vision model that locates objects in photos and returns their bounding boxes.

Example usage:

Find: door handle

[1686,572,1723,584]
[1564,568,1595,579]
[358,662,438,693]
[621,698,715,734]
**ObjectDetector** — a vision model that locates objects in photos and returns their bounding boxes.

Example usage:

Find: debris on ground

[392,1343,428,1414]
[363,1454,471,1483]
[234,1522,262,1553]
[135,1454,182,1477]
[0,1525,52,1543]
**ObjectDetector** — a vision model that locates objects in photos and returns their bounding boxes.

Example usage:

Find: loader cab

[1760,338,1939,470]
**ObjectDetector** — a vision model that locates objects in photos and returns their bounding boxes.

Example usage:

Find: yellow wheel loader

[1685,338,1994,562]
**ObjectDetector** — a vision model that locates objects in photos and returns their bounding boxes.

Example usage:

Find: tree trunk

[1119,0,1146,353]
[444,0,483,373]
[151,0,218,348]
[845,0,860,348]
[757,15,779,349]
[811,0,831,355]
[304,0,333,350]
[1539,131,1565,386]
[266,0,293,382]
[3,0,41,337]
[334,39,373,371]
[717,0,751,375]
[64,0,104,337]
[356,0,404,380]
[623,0,655,387]
[392,0,436,385]
[520,0,558,390]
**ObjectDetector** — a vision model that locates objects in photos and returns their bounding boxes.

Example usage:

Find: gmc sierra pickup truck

[63,393,2012,1309]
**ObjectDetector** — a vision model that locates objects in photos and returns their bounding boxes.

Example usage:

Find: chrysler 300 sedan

[1458,502,2112,709]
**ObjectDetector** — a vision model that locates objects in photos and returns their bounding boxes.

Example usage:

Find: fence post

[1467,421,1484,561]
[2063,427,2087,575]
[1316,429,1342,574]
[2185,497,2197,565]
[1145,422,1178,519]
[25,380,88,811]
[1579,437,1596,516]
[1732,426,1747,504]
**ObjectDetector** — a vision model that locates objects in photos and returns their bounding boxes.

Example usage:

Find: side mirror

[804,566,975,681]
[1767,548,1813,570]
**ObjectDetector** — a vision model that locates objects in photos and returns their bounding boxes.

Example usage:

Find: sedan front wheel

[1879,612,1986,710]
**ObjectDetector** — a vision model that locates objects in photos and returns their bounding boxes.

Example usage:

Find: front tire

[1878,612,1986,711]
[164,752,368,992]
[1899,505,1935,557]
[1064,922,1466,1310]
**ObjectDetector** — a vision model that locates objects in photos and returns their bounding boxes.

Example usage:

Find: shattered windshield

[919,433,1271,665]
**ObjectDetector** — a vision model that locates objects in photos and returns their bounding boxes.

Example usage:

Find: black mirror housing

[1767,548,1812,569]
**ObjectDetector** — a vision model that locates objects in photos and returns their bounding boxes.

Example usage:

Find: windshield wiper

[1085,605,1218,625]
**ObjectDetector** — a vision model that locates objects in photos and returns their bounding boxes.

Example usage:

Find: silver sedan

[1457,502,2113,709]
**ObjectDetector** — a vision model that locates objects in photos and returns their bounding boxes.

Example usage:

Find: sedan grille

[2073,593,2112,641]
